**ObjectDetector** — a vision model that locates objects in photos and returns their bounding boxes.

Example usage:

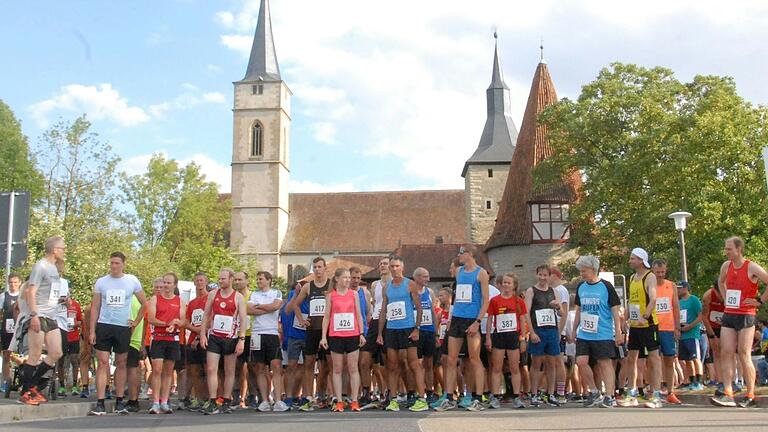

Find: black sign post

[0,191,31,289]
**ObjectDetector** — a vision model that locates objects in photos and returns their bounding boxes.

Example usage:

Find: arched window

[251,122,263,156]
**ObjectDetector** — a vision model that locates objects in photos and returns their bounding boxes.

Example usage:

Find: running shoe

[160,403,173,414]
[529,394,542,408]
[114,399,129,415]
[710,394,737,407]
[148,403,161,414]
[458,395,473,408]
[298,400,315,412]
[221,400,233,414]
[126,401,140,413]
[689,383,705,391]
[350,401,361,412]
[466,399,485,411]
[511,397,526,409]
[666,393,682,404]
[738,397,758,408]
[18,390,40,406]
[258,401,272,412]
[600,396,616,408]
[429,394,447,409]
[584,391,603,408]
[202,399,221,415]
[644,396,662,409]
[273,400,290,412]
[433,398,456,412]
[30,387,48,404]
[548,394,561,407]
[71,385,80,396]
[617,396,638,407]
[80,389,90,398]
[332,401,344,412]
[409,398,429,412]
[488,396,501,409]
[58,386,67,397]
[89,403,106,415]
[385,399,400,411]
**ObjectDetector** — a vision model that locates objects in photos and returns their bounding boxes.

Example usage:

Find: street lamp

[668,211,692,282]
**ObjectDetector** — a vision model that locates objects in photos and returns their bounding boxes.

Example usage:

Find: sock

[210,398,217,403]
[19,364,36,391]
[98,398,105,406]
[557,381,566,396]
[32,362,54,387]
[116,397,123,403]
[689,376,695,384]
[695,374,702,384]
[503,373,513,394]
[362,387,370,398]
[472,392,480,401]
[746,392,755,399]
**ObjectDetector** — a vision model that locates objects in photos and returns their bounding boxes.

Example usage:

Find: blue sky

[3,0,767,193]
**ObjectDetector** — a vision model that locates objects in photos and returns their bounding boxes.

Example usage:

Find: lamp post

[668,211,692,282]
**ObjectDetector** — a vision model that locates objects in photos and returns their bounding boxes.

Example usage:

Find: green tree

[536,63,768,293]
[0,100,45,197]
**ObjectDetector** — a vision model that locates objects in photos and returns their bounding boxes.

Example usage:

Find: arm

[320,292,331,347]
[644,273,657,321]
[235,293,248,355]
[289,284,310,326]
[611,305,623,346]
[701,291,715,337]
[89,287,102,344]
[470,269,491,336]
[147,296,164,326]
[672,285,681,338]
[752,262,768,303]
[364,288,373,324]
[557,300,567,334]
[718,262,729,299]
[133,290,147,329]
[429,288,438,331]
[377,289,388,345]
[410,281,422,341]
[571,306,581,343]
[198,290,216,348]
[354,291,366,346]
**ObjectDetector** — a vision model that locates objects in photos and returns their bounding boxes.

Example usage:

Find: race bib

[372,303,382,319]
[725,290,741,309]
[251,334,261,351]
[679,309,688,325]
[5,318,16,333]
[581,313,599,333]
[535,309,556,327]
[67,316,76,331]
[439,323,447,339]
[480,314,489,334]
[191,309,204,326]
[213,314,234,332]
[656,297,671,314]
[387,301,406,321]
[629,304,641,321]
[416,309,433,326]
[309,299,326,317]
[293,313,308,330]
[105,289,125,307]
[48,281,61,304]
[333,312,355,332]
[455,284,472,303]
[495,313,518,333]
[709,310,724,325]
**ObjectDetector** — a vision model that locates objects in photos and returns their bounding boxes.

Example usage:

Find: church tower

[462,34,518,245]
[230,0,291,276]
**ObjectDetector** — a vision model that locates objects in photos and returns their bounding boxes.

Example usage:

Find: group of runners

[1,235,767,415]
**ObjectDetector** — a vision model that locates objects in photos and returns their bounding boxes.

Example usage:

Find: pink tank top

[328,289,360,338]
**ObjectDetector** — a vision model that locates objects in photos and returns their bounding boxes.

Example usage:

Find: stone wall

[464,164,510,244]
[487,243,578,288]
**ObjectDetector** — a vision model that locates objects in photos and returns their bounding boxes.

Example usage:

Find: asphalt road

[7,406,768,432]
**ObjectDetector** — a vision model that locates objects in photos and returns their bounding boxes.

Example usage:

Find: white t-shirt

[249,289,282,335]
[480,284,501,335]
[554,284,569,335]
[371,280,385,320]
[565,310,576,356]
[95,274,143,327]
[56,279,70,330]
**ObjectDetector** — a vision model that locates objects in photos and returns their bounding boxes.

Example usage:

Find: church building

[228,0,580,287]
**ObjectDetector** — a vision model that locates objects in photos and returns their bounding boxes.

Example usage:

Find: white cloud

[310,122,336,144]
[148,87,226,120]
[28,83,150,128]
[289,179,357,193]
[202,92,226,103]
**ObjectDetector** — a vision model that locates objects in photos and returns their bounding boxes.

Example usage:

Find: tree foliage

[536,63,768,293]
[0,99,45,197]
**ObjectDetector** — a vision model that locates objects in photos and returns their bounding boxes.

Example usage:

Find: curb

[678,393,765,407]
[0,400,153,424]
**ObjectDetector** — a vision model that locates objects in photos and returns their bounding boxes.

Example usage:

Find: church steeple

[242,0,281,82]
[461,34,518,177]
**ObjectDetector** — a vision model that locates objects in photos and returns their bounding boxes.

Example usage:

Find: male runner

[650,259,682,403]
[712,237,768,407]
[549,267,570,404]
[200,268,248,414]
[375,256,429,412]
[247,271,288,411]
[621,248,663,408]
[570,255,622,408]
[360,257,389,407]
[181,272,210,411]
[281,279,306,407]
[412,268,438,402]
[677,281,704,391]
[233,271,253,407]
[434,245,490,412]
[17,236,66,405]
[89,251,147,415]
[701,280,724,385]
[1,272,21,393]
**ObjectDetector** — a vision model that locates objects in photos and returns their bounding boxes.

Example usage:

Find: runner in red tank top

[702,281,725,390]
[180,272,210,410]
[146,272,186,413]
[199,268,248,415]
[712,237,768,408]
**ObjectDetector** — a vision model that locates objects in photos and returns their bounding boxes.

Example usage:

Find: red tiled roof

[486,62,581,250]
[281,190,468,253]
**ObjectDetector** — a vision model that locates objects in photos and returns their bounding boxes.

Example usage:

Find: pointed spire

[242,0,281,81]
[489,32,508,90]
[486,59,580,250]
[462,33,518,177]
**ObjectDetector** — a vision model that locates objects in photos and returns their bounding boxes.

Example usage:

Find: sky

[2,0,767,194]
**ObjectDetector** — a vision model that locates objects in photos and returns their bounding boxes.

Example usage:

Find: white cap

[631,247,650,268]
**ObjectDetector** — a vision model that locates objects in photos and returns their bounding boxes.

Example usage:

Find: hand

[549,300,561,308]
[637,317,648,326]
[376,335,384,346]
[530,331,540,344]
[128,319,136,330]
[200,333,208,349]
[520,340,527,353]
[89,332,96,345]
[320,338,329,350]
[465,321,479,336]
[614,332,623,346]
[566,334,575,344]
[30,316,40,333]
[191,338,200,349]
[409,329,420,342]
[674,328,681,340]
[744,298,761,307]
[359,335,366,347]
[485,337,492,351]
[303,318,311,328]
[166,324,176,333]
[235,339,245,355]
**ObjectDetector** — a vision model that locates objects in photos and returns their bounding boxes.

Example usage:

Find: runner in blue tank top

[413,267,438,401]
[434,245,489,412]
[376,256,429,412]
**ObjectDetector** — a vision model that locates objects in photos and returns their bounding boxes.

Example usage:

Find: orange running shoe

[31,387,48,404]
[18,390,40,406]
[350,401,361,412]
[332,401,345,412]
[666,393,682,405]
